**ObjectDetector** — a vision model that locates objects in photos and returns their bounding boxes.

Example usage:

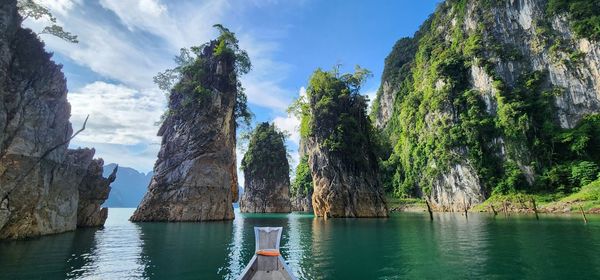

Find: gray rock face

[307,139,388,218]
[240,178,292,213]
[374,82,395,128]
[290,195,312,212]
[0,0,113,239]
[77,156,117,227]
[430,162,485,211]
[465,0,600,129]
[130,42,238,222]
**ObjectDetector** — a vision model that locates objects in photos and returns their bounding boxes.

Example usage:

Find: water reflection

[284,212,314,279]
[1,209,600,279]
[219,213,246,279]
[70,214,146,279]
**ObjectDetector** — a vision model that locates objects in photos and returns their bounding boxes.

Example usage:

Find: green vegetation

[17,0,78,43]
[385,194,426,211]
[476,177,600,212]
[555,178,600,211]
[241,122,289,180]
[547,0,600,41]
[290,156,313,198]
[290,66,382,170]
[154,24,252,126]
[377,0,600,201]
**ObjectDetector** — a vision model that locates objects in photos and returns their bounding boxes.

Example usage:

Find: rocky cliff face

[376,0,600,211]
[239,122,291,213]
[307,139,388,217]
[130,41,239,222]
[77,156,117,227]
[0,0,115,239]
[290,195,312,212]
[303,69,388,218]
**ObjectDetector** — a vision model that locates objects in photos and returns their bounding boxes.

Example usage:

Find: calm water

[1,209,599,280]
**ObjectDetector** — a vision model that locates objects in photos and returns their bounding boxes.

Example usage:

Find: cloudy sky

[24,0,438,182]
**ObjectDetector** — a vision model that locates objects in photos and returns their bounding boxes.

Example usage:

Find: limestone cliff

[375,0,600,211]
[77,156,117,227]
[0,0,114,239]
[303,69,388,218]
[130,39,242,222]
[240,122,291,213]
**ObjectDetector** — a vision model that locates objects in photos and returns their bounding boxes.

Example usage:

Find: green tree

[153,24,253,126]
[290,156,313,198]
[17,0,79,43]
[299,66,379,169]
[241,122,289,180]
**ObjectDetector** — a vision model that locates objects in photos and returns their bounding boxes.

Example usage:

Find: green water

[1,208,599,279]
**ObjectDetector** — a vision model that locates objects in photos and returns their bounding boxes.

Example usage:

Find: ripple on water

[1,209,600,279]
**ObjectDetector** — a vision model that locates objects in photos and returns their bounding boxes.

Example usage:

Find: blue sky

[24,0,439,181]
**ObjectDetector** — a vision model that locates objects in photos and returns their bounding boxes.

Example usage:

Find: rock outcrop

[304,69,388,218]
[240,122,292,213]
[77,156,117,227]
[290,195,312,212]
[375,0,600,210]
[0,0,115,239]
[307,139,388,218]
[130,40,240,222]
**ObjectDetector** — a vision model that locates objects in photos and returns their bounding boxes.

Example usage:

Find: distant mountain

[103,163,152,208]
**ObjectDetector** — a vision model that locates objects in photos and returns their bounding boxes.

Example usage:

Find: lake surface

[1,208,599,279]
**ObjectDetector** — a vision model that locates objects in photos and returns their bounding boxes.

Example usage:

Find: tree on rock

[130,25,251,222]
[290,155,313,212]
[240,122,292,213]
[294,66,388,218]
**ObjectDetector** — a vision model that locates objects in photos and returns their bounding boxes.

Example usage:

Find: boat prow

[238,227,297,280]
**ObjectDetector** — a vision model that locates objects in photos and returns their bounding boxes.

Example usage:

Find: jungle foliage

[290,156,313,198]
[377,0,600,199]
[290,66,383,170]
[154,24,252,126]
[241,122,289,181]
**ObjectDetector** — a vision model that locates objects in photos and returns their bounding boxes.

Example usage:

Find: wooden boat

[238,227,297,280]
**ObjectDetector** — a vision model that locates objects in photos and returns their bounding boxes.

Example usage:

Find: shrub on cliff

[290,66,381,170]
[241,122,289,181]
[153,24,252,126]
[290,156,312,198]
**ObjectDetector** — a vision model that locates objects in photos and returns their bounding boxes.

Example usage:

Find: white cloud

[236,147,245,188]
[37,0,80,15]
[68,81,164,145]
[242,79,292,111]
[299,86,307,98]
[273,115,300,145]
[21,0,301,172]
[98,0,228,52]
[238,34,295,111]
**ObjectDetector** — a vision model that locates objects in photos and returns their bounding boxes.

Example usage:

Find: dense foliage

[154,24,252,126]
[291,66,382,170]
[547,0,600,41]
[241,122,289,180]
[378,0,600,199]
[290,156,313,198]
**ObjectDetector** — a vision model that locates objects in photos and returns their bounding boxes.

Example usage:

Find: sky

[23,0,440,184]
